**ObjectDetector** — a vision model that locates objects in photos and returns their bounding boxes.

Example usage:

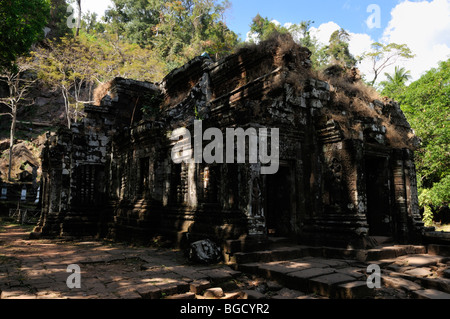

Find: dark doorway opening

[265,165,293,237]
[364,156,392,236]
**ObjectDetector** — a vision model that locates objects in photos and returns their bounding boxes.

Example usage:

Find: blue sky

[226,0,392,42]
[86,0,391,41]
[83,0,450,83]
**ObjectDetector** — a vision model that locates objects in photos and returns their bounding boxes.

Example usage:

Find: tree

[0,58,37,180]
[287,20,328,69]
[325,28,356,69]
[105,0,238,69]
[397,59,450,225]
[81,11,106,34]
[380,66,411,99]
[105,0,162,46]
[361,42,414,86]
[0,0,51,70]
[46,0,72,39]
[33,37,91,128]
[154,0,238,68]
[32,33,166,127]
[248,14,287,42]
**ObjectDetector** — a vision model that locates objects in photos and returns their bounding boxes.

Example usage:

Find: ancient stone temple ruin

[34,34,424,252]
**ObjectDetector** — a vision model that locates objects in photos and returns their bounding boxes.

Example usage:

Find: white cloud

[348,32,376,81]
[309,21,341,46]
[243,0,450,84]
[307,1,450,84]
[246,31,260,43]
[309,22,376,81]
[271,19,281,27]
[381,0,450,81]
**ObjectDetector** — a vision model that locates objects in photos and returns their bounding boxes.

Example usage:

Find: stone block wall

[36,36,424,250]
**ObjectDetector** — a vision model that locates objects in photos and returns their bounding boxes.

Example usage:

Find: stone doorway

[265,164,294,237]
[364,156,393,237]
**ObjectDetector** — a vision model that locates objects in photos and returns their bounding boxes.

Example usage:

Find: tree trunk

[8,107,16,181]
[62,88,71,129]
[76,0,81,36]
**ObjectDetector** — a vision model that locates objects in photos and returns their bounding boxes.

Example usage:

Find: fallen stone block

[382,275,422,292]
[418,277,450,294]
[242,289,266,299]
[190,280,211,294]
[165,292,196,300]
[404,267,432,278]
[336,281,375,299]
[402,255,442,267]
[304,258,348,268]
[136,285,161,299]
[428,245,450,257]
[308,273,355,298]
[204,287,224,299]
[267,281,283,292]
[222,292,242,299]
[158,284,179,297]
[413,289,450,299]
[271,288,305,299]
[444,269,450,279]
[413,246,427,254]
[335,267,365,280]
[287,267,335,292]
[219,279,239,292]
[198,269,233,285]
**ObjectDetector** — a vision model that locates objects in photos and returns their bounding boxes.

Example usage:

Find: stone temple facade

[34,35,425,253]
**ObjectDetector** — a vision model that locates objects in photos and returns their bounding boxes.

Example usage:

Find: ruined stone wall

[37,35,424,249]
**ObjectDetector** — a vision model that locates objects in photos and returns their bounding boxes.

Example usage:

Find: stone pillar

[247,163,265,236]
[393,149,424,243]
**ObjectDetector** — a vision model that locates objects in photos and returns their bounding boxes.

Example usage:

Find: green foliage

[395,59,450,222]
[31,33,166,126]
[0,0,51,70]
[325,28,356,69]
[48,0,72,39]
[380,66,411,99]
[422,205,434,227]
[81,11,106,35]
[105,0,162,46]
[290,21,328,70]
[249,14,288,42]
[105,0,239,70]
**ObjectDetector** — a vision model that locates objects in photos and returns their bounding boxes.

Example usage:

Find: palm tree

[384,66,412,86]
[380,66,412,98]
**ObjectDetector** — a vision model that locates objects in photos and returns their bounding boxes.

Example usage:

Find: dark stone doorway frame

[264,162,295,237]
[364,155,394,237]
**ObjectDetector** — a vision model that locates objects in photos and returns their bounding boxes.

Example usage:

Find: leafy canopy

[0,0,51,70]
[396,59,450,220]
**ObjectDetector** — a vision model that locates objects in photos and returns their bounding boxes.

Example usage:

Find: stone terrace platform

[1,224,450,299]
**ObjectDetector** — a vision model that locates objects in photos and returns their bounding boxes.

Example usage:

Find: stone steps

[233,246,308,264]
[230,244,427,265]
[230,240,450,299]
[412,289,450,299]
[428,244,450,257]
[236,257,372,299]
